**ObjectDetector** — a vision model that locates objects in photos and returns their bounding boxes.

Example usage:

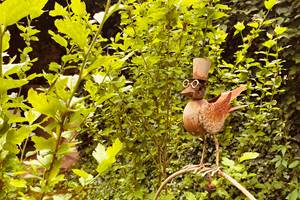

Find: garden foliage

[0,0,299,199]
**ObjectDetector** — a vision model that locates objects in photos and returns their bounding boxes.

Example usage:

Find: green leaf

[274,26,287,35]
[31,136,56,151]
[70,0,87,17]
[234,22,245,32]
[93,3,125,25]
[222,157,235,166]
[93,144,107,164]
[107,138,123,160]
[264,0,277,10]
[288,160,299,169]
[0,0,30,26]
[55,18,89,49]
[185,192,197,200]
[6,125,35,145]
[24,109,41,124]
[10,179,27,188]
[93,138,122,174]
[3,61,26,77]
[29,0,47,19]
[239,152,259,162]
[263,40,276,48]
[49,30,68,48]
[2,30,10,51]
[72,169,91,179]
[49,3,69,17]
[247,21,259,29]
[287,189,299,200]
[27,89,66,119]
[0,78,28,93]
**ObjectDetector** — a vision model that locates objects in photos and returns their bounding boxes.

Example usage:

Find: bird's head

[181,79,206,99]
[181,58,211,100]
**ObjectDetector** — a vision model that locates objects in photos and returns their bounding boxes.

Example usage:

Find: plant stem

[67,0,111,107]
[0,26,5,78]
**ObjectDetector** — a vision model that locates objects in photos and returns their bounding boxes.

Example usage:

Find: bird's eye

[182,79,190,88]
[191,80,200,89]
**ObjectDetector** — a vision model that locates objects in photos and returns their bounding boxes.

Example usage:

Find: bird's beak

[181,85,195,98]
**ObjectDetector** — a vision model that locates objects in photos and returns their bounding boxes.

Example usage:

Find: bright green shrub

[0,0,123,199]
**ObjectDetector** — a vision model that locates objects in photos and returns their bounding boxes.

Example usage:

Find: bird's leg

[199,136,206,165]
[213,134,220,167]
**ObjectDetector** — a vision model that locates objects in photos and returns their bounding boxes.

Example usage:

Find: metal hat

[192,58,211,80]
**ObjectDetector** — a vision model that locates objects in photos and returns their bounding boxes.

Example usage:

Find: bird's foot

[202,165,220,177]
[182,164,199,170]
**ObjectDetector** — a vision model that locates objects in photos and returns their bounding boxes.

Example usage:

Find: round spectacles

[182,79,201,89]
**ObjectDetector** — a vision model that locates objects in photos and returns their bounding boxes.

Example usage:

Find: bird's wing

[224,85,246,102]
[200,92,232,133]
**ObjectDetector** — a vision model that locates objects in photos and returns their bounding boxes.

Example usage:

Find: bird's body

[183,85,245,136]
[182,58,246,166]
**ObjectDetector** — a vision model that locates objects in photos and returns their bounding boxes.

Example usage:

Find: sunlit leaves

[10,179,27,188]
[0,0,46,26]
[94,3,125,25]
[28,0,47,19]
[54,18,89,49]
[93,138,122,174]
[0,0,29,26]
[263,39,276,48]
[234,22,245,36]
[2,30,10,51]
[49,3,69,17]
[274,26,287,35]
[49,30,68,48]
[0,78,28,93]
[27,89,66,119]
[70,0,87,17]
[32,136,56,152]
[239,152,259,162]
[247,22,259,29]
[264,0,277,10]
[72,169,93,186]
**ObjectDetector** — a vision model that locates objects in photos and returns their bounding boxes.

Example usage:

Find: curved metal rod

[154,164,256,200]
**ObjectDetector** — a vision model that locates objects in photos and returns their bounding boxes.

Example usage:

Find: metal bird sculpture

[182,58,246,166]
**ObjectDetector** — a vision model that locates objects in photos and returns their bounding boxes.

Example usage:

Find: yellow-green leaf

[27,89,66,118]
[10,179,27,188]
[0,78,28,93]
[234,22,245,32]
[239,152,259,162]
[264,0,277,10]
[0,0,30,26]
[72,169,91,178]
[70,0,87,17]
[49,30,68,48]
[29,0,47,19]
[288,160,299,169]
[263,39,276,48]
[274,26,287,35]
[49,3,69,17]
[2,30,10,51]
[247,21,259,29]
[55,18,89,49]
